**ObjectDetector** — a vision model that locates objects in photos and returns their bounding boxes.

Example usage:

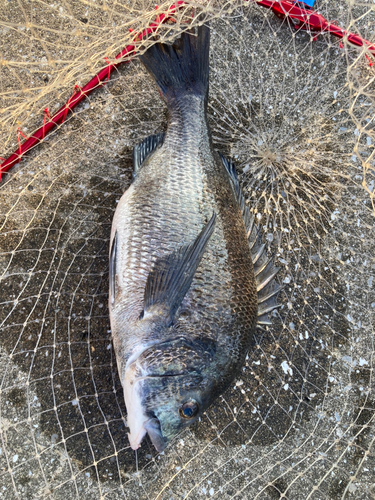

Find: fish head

[142,372,209,453]
[124,336,216,452]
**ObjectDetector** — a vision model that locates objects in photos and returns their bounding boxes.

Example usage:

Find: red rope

[1,0,374,180]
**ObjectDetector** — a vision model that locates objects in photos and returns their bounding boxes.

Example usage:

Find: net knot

[61,85,81,124]
[42,108,51,139]
[104,57,112,81]
[17,127,28,160]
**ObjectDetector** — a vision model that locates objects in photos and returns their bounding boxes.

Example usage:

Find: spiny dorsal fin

[133,133,165,176]
[220,153,252,229]
[142,214,216,325]
[257,279,282,325]
[220,153,282,327]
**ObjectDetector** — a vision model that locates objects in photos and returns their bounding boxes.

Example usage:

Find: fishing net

[0,0,374,498]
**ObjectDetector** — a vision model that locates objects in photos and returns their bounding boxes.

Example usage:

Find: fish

[109,24,280,453]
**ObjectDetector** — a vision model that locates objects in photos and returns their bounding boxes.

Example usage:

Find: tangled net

[0,1,374,499]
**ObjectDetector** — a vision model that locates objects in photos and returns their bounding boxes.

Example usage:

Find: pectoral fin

[109,232,118,304]
[142,214,216,325]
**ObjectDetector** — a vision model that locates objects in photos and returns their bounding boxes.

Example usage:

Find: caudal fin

[139,24,210,100]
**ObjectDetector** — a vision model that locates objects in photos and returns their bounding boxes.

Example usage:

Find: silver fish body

[109,25,279,452]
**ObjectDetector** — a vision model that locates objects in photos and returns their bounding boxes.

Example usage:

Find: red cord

[365,54,373,67]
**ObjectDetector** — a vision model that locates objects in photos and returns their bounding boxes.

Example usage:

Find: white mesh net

[0,1,374,499]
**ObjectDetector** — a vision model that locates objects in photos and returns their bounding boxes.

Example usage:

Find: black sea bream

[109,25,280,452]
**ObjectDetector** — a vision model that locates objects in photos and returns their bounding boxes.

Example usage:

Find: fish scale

[109,24,279,452]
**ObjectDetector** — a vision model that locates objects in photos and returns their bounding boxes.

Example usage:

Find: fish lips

[144,417,166,453]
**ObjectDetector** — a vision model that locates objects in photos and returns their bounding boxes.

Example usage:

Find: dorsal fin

[220,153,252,229]
[220,153,282,326]
[142,214,216,326]
[133,133,164,177]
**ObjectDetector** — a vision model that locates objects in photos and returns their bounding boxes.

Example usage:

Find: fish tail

[139,24,210,101]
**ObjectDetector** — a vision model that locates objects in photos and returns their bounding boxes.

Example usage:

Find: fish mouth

[134,372,185,382]
[144,417,166,453]
[124,365,186,452]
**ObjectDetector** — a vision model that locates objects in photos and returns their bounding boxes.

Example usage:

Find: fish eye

[179,399,199,419]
